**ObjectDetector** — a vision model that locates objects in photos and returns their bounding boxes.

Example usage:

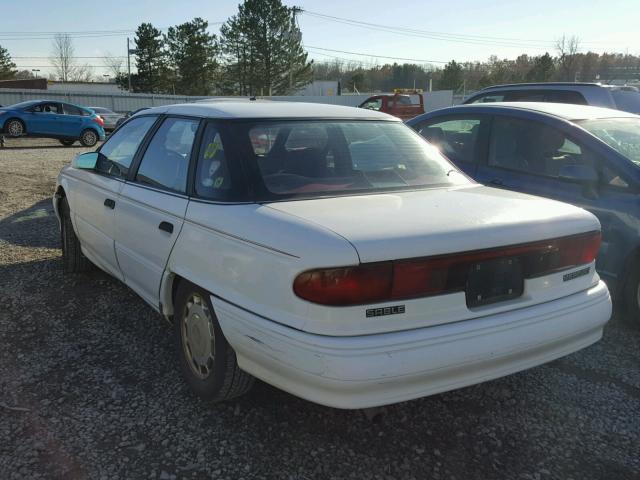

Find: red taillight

[293,231,601,306]
[93,115,105,127]
[293,263,392,306]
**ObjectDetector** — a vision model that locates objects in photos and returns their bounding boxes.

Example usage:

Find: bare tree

[72,64,94,82]
[556,35,581,81]
[50,33,75,82]
[103,52,124,78]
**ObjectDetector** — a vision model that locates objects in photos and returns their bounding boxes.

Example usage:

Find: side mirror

[558,164,599,184]
[72,152,98,170]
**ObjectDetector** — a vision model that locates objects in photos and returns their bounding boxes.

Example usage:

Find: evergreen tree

[0,45,17,80]
[438,60,463,91]
[220,0,312,95]
[166,18,218,96]
[131,23,167,93]
[526,53,555,82]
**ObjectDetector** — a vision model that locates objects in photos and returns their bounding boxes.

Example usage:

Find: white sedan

[53,101,612,409]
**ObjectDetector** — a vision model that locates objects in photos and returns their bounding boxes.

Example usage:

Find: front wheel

[174,282,254,402]
[5,119,25,137]
[79,129,98,147]
[60,198,91,273]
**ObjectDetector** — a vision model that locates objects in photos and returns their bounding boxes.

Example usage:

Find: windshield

[578,117,640,166]
[239,120,468,199]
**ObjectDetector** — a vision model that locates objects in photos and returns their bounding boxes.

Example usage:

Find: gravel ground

[0,137,639,480]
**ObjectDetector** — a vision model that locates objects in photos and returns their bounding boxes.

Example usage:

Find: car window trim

[127,114,203,195]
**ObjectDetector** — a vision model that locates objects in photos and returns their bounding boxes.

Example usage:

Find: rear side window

[415,117,482,164]
[97,116,157,178]
[63,104,84,116]
[135,117,199,193]
[546,90,587,105]
[194,124,234,200]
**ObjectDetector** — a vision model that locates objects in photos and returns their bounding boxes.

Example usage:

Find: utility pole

[127,37,132,92]
[289,7,302,92]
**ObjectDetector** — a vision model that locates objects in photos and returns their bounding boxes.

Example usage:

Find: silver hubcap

[83,131,97,145]
[181,294,215,379]
[8,121,23,136]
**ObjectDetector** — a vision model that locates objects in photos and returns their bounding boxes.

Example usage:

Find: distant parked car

[0,100,105,146]
[359,90,425,120]
[463,82,640,114]
[88,107,124,132]
[53,101,610,409]
[408,102,640,319]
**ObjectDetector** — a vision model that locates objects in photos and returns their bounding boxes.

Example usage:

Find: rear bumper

[213,281,611,409]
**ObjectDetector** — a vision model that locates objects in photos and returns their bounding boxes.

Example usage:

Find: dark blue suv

[407,102,640,318]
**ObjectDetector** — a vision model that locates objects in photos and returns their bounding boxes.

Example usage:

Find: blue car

[0,100,106,147]
[407,102,640,318]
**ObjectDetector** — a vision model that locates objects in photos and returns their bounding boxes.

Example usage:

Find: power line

[303,11,554,49]
[306,45,448,64]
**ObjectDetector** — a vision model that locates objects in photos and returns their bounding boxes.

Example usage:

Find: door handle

[158,221,174,234]
[104,198,116,209]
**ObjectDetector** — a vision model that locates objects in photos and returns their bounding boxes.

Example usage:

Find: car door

[61,103,86,137]
[412,115,488,177]
[29,102,65,135]
[474,114,636,279]
[70,115,158,279]
[114,116,200,308]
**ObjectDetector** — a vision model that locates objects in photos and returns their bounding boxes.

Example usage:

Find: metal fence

[0,88,454,113]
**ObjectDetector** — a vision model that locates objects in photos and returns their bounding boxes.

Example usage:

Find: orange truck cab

[358,89,425,120]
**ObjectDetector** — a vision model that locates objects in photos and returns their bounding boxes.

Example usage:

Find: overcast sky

[2,0,638,77]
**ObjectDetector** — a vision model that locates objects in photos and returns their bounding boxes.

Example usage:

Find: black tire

[624,258,640,325]
[79,129,98,147]
[60,139,75,146]
[59,197,91,273]
[174,281,254,402]
[5,118,25,137]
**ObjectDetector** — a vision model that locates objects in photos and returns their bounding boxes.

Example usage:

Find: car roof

[136,101,399,121]
[438,102,639,121]
[477,82,604,91]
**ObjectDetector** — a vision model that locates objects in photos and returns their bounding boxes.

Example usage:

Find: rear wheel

[174,281,254,402]
[79,129,98,147]
[60,139,75,146]
[60,198,91,273]
[5,119,25,137]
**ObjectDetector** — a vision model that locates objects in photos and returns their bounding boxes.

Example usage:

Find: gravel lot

[0,138,639,480]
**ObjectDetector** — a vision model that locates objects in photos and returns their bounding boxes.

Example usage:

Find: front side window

[33,102,61,114]
[415,117,482,163]
[240,120,468,198]
[96,115,157,178]
[360,98,382,110]
[469,93,505,103]
[488,116,624,186]
[135,117,199,193]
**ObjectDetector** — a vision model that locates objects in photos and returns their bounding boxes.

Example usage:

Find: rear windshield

[578,117,640,166]
[238,120,468,199]
[611,89,640,114]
